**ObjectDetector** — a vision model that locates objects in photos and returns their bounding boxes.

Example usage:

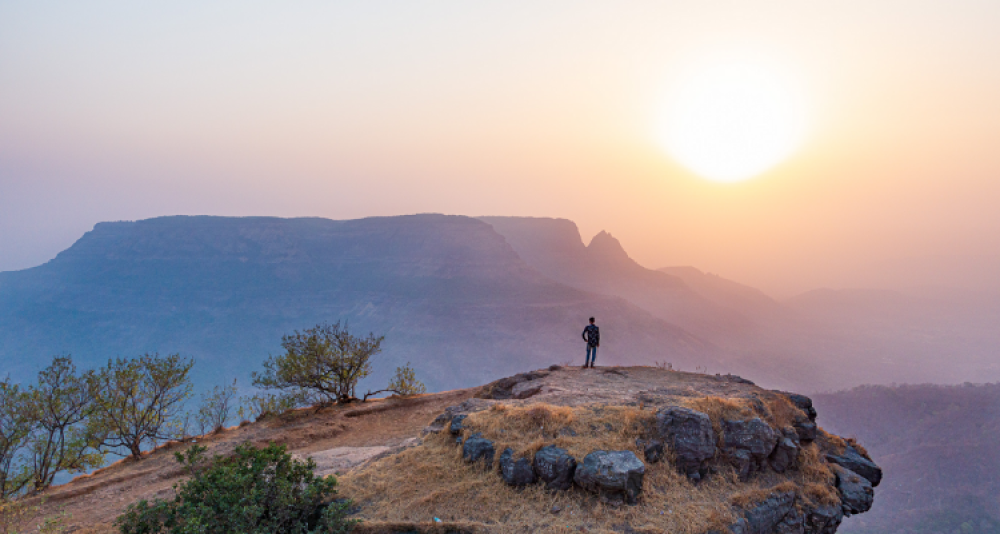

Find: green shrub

[114,443,356,534]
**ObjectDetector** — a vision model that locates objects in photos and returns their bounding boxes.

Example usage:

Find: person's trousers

[586,345,597,366]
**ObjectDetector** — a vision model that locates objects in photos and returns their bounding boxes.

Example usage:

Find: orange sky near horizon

[2,1,999,296]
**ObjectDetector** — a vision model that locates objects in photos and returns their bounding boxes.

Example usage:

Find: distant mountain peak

[587,231,630,262]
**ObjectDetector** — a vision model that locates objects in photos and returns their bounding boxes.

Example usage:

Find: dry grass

[845,438,869,457]
[730,480,798,508]
[340,429,740,534]
[338,402,837,534]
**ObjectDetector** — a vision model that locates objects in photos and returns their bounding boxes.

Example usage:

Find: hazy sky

[3,1,999,295]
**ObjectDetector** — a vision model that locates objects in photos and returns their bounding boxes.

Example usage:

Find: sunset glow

[660,60,806,183]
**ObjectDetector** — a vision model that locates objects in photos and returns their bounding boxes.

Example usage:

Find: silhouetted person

[582,317,600,368]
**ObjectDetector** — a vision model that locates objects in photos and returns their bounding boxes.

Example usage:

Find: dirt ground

[18,385,478,533]
[16,366,800,532]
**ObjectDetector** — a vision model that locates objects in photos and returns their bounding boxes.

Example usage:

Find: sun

[659,60,806,183]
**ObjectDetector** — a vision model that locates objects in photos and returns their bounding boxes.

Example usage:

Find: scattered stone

[769,437,799,473]
[654,406,716,480]
[532,445,577,491]
[827,445,882,487]
[462,433,495,469]
[499,448,537,486]
[423,412,453,435]
[573,450,645,505]
[550,505,561,514]
[558,427,577,437]
[832,464,874,516]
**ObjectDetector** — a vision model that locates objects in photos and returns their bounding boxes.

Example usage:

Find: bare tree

[87,353,193,460]
[252,322,384,404]
[362,363,426,401]
[0,378,33,499]
[23,357,103,492]
[196,379,238,434]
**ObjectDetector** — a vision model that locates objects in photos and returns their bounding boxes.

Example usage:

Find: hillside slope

[21,367,880,533]
[0,215,712,392]
[814,383,1000,534]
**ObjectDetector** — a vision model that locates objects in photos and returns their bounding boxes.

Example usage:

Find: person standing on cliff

[582,317,600,369]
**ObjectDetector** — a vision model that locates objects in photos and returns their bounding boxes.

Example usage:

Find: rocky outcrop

[417,367,879,533]
[826,445,882,487]
[832,464,874,516]
[572,450,645,505]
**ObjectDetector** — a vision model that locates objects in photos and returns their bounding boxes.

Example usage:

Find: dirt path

[22,387,478,533]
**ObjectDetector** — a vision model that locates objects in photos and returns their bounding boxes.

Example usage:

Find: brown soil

[16,366,837,533]
[17,386,478,533]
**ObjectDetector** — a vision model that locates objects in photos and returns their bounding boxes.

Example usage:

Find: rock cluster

[424,374,881,533]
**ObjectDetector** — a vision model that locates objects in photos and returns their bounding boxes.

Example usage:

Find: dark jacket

[582,324,600,347]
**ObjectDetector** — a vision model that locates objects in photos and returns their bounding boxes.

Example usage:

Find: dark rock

[773,507,805,534]
[654,406,716,480]
[793,416,818,443]
[722,418,778,479]
[573,450,645,505]
[742,490,796,533]
[478,371,549,400]
[499,448,536,486]
[643,440,664,464]
[462,433,495,468]
[769,437,799,473]
[423,412,452,435]
[832,464,874,516]
[532,445,577,490]
[723,418,778,459]
[806,503,844,534]
[548,364,562,371]
[778,391,818,421]
[731,449,752,481]
[826,445,882,487]
[449,414,467,436]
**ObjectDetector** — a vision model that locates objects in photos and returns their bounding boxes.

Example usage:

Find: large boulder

[832,464,874,516]
[826,445,882,487]
[573,450,646,505]
[654,406,717,481]
[499,448,536,487]
[532,445,577,491]
[722,418,778,480]
[462,433,495,469]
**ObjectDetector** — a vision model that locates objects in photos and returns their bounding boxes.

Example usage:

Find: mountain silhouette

[0,215,712,392]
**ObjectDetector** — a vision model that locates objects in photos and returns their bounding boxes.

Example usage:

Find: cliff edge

[342,366,878,533]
